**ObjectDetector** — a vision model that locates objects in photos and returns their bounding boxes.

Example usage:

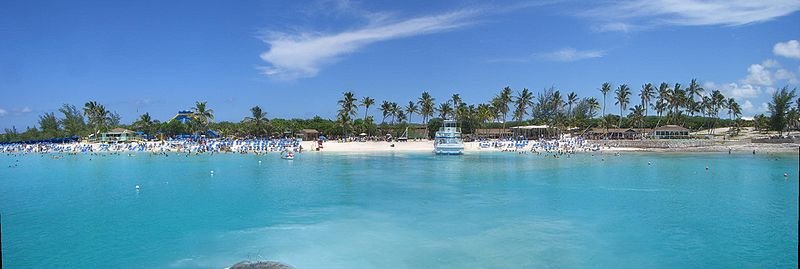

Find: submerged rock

[228,261,294,269]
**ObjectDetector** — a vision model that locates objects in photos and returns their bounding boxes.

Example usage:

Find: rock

[228,261,294,269]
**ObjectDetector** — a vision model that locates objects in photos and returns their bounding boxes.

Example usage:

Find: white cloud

[259,9,478,79]
[538,48,605,62]
[742,100,754,111]
[20,107,32,113]
[585,0,800,28]
[775,68,799,84]
[741,62,773,86]
[592,22,636,33]
[739,100,769,117]
[0,108,7,117]
[710,82,761,99]
[739,59,798,87]
[773,40,800,59]
[761,59,779,68]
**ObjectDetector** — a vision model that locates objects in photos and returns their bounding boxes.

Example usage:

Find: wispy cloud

[584,0,800,31]
[0,108,7,117]
[591,22,639,33]
[259,9,479,80]
[538,48,605,62]
[488,47,606,63]
[774,39,800,59]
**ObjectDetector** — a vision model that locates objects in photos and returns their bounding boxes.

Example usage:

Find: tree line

[2,80,798,143]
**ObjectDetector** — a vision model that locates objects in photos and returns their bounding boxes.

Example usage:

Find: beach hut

[653,125,690,139]
[299,129,319,141]
[99,128,144,142]
[475,128,512,139]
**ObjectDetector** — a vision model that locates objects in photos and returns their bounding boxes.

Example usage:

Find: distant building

[653,125,690,139]
[475,128,512,139]
[297,129,319,141]
[93,128,145,142]
[587,128,649,140]
[172,110,194,124]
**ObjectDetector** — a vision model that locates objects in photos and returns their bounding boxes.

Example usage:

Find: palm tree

[338,92,358,117]
[600,82,612,132]
[451,94,462,109]
[512,88,534,121]
[549,90,564,136]
[686,78,705,116]
[450,94,463,121]
[337,92,358,136]
[628,105,645,135]
[476,104,494,125]
[83,101,108,134]
[566,91,578,119]
[389,102,400,125]
[614,84,631,128]
[709,90,726,133]
[587,97,600,119]
[405,101,418,124]
[243,106,269,137]
[417,91,435,125]
[360,96,375,125]
[496,86,513,126]
[639,83,655,121]
[653,82,670,129]
[192,101,214,132]
[335,112,352,137]
[728,98,742,134]
[379,101,392,124]
[133,113,155,135]
[438,103,453,119]
[726,98,739,122]
[668,83,685,125]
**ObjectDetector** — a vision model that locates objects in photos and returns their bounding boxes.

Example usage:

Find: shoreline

[2,139,799,155]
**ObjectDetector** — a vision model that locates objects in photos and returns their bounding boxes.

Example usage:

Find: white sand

[302,140,504,153]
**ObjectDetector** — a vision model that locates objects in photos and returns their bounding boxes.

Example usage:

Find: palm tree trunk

[603,95,608,136]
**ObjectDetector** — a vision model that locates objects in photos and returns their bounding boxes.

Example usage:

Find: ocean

[1,151,797,268]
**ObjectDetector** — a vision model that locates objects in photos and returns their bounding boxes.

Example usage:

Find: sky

[1,0,799,130]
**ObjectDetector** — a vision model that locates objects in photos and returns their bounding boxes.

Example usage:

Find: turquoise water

[1,152,798,268]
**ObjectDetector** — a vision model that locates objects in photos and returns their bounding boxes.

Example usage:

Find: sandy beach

[302,140,800,154]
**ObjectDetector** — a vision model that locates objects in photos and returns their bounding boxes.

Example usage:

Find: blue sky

[1,0,799,130]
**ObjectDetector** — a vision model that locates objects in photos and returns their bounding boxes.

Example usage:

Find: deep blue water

[1,151,798,268]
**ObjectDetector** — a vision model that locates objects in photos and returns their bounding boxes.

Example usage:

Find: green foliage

[768,86,797,135]
[59,104,87,136]
[427,118,443,138]
[38,112,62,138]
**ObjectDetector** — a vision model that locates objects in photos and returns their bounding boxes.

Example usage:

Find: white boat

[434,119,464,155]
[281,151,295,160]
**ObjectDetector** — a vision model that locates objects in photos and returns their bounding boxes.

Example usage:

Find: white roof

[510,125,550,129]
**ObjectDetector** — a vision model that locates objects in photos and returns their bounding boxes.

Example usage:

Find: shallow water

[1,151,798,268]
